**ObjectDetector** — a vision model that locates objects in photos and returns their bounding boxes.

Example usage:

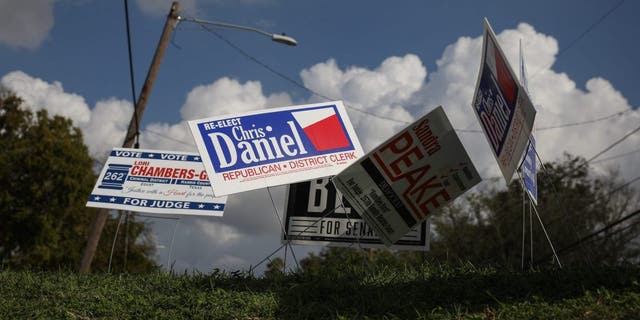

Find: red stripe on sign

[493,49,517,105]
[302,114,350,151]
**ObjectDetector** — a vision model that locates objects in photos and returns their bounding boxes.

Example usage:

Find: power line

[537,109,631,131]
[186,17,412,125]
[590,148,640,164]
[555,0,626,61]
[529,0,626,79]
[123,0,140,148]
[173,10,639,190]
[144,128,194,146]
[455,108,632,134]
[606,175,640,197]
[588,123,640,162]
[183,9,633,133]
[551,208,640,258]
[189,19,637,134]
[546,173,640,228]
[590,218,640,251]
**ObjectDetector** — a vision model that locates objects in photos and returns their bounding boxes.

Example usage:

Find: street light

[178,16,298,46]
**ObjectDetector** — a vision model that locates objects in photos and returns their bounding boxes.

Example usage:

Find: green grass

[1,264,639,319]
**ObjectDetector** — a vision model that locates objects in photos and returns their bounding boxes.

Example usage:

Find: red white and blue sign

[189,101,364,196]
[472,18,536,183]
[86,148,227,216]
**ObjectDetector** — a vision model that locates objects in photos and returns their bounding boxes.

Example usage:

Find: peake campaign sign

[86,148,227,216]
[333,106,481,246]
[284,178,429,250]
[189,101,364,196]
[472,18,536,183]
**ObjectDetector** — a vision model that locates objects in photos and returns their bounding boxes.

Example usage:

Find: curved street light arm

[178,16,297,46]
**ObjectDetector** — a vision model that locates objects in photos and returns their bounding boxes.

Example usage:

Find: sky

[1,0,639,274]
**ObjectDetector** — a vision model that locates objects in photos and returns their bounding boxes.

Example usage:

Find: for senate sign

[86,148,227,216]
[284,178,429,250]
[333,106,481,246]
[189,101,363,196]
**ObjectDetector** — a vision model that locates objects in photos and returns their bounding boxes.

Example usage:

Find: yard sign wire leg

[266,186,300,271]
[518,172,562,268]
[123,211,132,271]
[283,241,288,273]
[529,200,534,268]
[331,177,375,271]
[533,148,595,267]
[332,179,362,248]
[521,178,526,270]
[251,207,339,272]
[108,210,126,273]
[336,192,370,271]
[167,217,180,272]
[517,142,531,271]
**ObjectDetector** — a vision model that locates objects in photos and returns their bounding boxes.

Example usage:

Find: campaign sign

[333,106,481,246]
[522,135,538,205]
[519,40,538,205]
[471,18,536,183]
[189,101,364,196]
[284,178,429,250]
[86,148,227,216]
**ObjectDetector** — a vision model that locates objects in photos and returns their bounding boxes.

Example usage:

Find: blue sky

[2,0,639,125]
[1,0,639,273]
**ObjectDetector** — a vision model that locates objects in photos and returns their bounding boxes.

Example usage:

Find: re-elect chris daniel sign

[189,101,364,196]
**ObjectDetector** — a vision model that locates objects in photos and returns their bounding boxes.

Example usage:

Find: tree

[429,154,640,267]
[264,257,285,278]
[292,155,640,271]
[0,92,156,271]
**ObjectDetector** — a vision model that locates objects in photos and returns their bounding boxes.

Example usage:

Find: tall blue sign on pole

[520,40,538,205]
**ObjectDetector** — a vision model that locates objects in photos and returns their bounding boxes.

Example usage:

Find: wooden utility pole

[79,1,180,273]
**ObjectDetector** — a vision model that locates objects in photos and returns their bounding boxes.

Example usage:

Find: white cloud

[0,71,131,161]
[300,54,426,151]
[1,71,91,124]
[140,121,197,153]
[0,0,54,49]
[180,77,292,120]
[82,98,131,158]
[139,77,293,154]
[196,220,242,245]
